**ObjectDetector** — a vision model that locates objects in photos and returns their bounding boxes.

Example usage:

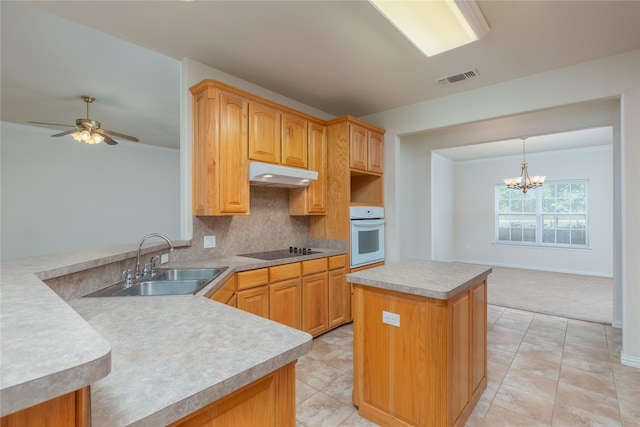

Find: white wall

[362,49,640,367]
[0,123,180,261]
[431,153,454,261]
[451,146,613,276]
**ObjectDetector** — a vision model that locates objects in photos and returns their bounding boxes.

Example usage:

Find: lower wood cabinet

[328,267,348,328]
[169,362,296,427]
[210,275,237,307]
[269,278,302,329]
[224,255,349,337]
[237,285,269,319]
[301,272,328,336]
[0,387,90,427]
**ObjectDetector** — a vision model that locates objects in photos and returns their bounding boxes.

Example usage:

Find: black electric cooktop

[239,247,320,261]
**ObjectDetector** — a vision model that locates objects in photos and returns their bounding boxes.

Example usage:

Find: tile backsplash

[174,186,311,261]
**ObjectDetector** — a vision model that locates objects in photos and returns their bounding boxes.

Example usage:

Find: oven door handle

[352,220,384,228]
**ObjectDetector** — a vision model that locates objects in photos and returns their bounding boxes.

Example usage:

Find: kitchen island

[1,244,348,426]
[346,260,492,427]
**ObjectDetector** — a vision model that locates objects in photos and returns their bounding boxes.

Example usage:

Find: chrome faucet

[135,233,175,279]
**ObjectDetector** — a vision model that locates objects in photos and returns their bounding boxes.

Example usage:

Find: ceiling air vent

[437,69,479,85]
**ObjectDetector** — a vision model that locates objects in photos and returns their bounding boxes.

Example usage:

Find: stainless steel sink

[84,267,228,297]
[154,268,221,281]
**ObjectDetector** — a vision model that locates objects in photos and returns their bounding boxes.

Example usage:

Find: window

[495,180,588,248]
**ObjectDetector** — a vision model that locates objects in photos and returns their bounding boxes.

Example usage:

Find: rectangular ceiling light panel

[370,0,490,57]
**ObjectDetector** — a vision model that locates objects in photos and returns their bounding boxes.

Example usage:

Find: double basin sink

[84,267,228,297]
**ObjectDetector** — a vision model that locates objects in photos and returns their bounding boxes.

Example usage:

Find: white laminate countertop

[346,259,492,300]
[0,244,344,424]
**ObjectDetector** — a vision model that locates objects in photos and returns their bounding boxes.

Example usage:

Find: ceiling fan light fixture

[71,129,104,144]
[369,0,490,56]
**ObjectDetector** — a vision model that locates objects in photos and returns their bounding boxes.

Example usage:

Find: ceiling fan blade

[28,121,76,128]
[99,128,139,142]
[102,134,118,146]
[51,129,79,137]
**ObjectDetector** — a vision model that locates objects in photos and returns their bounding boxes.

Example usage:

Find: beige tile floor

[295,305,640,427]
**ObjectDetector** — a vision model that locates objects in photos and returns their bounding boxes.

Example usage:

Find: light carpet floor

[487,266,613,324]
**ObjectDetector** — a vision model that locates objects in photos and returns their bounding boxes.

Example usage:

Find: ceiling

[433,127,614,162]
[1,1,639,150]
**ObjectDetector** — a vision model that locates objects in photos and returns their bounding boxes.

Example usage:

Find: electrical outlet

[382,311,400,327]
[160,253,169,264]
[203,235,216,248]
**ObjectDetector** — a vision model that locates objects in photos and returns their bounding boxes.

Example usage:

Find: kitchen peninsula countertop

[1,244,344,424]
[346,259,492,300]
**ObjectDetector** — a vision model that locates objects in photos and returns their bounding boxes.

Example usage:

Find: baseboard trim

[450,259,613,278]
[612,320,623,329]
[621,351,640,368]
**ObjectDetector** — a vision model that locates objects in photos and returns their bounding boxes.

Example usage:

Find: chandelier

[503,137,546,193]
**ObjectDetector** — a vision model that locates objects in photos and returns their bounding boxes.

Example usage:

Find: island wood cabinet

[352,279,487,427]
[191,83,250,216]
[169,361,296,427]
[0,387,90,427]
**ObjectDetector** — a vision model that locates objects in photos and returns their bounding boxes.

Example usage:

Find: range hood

[249,161,318,188]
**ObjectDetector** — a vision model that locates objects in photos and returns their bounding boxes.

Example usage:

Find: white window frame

[495,180,589,249]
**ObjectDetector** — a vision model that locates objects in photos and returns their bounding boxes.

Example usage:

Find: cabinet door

[367,131,384,174]
[349,123,368,171]
[302,272,328,336]
[328,267,348,328]
[210,274,237,305]
[249,101,281,164]
[471,281,487,394]
[218,90,250,214]
[306,122,327,213]
[450,290,471,423]
[1,387,90,427]
[237,286,269,319]
[191,86,216,216]
[281,112,308,168]
[270,278,302,329]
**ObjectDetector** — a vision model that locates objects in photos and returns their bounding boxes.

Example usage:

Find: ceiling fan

[30,96,139,145]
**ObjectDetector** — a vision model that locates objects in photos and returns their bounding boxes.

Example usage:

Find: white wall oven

[350,206,385,268]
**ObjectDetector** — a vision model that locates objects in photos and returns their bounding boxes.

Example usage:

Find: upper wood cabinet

[349,124,368,171]
[289,122,327,216]
[249,101,281,164]
[248,104,308,168]
[191,83,249,216]
[281,112,308,169]
[367,130,384,174]
[349,123,383,174]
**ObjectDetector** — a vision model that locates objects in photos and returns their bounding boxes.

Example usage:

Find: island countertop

[346,259,492,300]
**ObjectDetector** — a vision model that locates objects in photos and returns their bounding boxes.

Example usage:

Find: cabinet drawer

[210,274,237,304]
[302,258,327,276]
[237,268,269,290]
[328,255,346,270]
[270,262,301,282]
